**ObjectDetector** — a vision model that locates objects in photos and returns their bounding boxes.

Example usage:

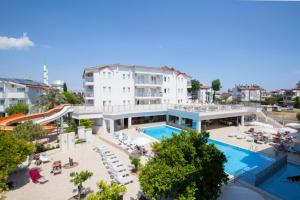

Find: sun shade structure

[249,121,273,128]
[277,127,298,134]
[286,123,300,129]
[131,137,151,146]
[219,186,264,200]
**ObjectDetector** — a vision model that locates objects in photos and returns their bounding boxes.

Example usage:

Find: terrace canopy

[249,121,273,128]
[286,123,300,129]
[219,186,264,200]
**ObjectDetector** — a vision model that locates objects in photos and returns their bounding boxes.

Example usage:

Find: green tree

[63,82,68,92]
[0,131,34,191]
[190,80,201,99]
[297,113,300,121]
[139,129,228,200]
[211,79,222,102]
[63,91,82,105]
[36,88,66,111]
[12,121,45,143]
[86,180,126,200]
[294,97,300,108]
[79,119,93,128]
[130,156,141,173]
[65,119,77,133]
[70,170,93,199]
[5,103,29,116]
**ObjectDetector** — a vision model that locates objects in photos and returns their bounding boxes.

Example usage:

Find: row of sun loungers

[96,145,133,185]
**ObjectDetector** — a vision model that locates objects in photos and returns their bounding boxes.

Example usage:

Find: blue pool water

[142,125,300,200]
[142,125,274,175]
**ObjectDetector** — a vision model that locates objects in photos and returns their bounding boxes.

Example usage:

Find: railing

[103,104,173,113]
[84,91,94,97]
[84,77,94,82]
[134,78,163,85]
[73,104,252,115]
[135,92,162,97]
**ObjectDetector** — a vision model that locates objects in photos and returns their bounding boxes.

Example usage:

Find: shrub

[80,119,93,128]
[130,156,141,173]
[5,103,29,116]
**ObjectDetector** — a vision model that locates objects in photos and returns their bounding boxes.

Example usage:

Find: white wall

[84,66,191,107]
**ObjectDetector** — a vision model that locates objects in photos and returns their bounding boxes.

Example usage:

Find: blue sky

[0,0,299,91]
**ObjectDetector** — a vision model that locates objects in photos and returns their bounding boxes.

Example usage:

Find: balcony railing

[135,78,163,85]
[135,92,162,97]
[6,92,26,99]
[85,91,94,97]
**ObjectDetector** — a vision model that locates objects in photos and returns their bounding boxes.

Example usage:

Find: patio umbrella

[249,121,273,128]
[277,127,298,134]
[218,186,264,200]
[132,137,151,146]
[258,127,277,134]
[286,123,300,129]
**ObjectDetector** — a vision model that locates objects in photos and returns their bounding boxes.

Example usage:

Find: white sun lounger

[246,136,254,142]
[236,134,244,139]
[113,175,133,185]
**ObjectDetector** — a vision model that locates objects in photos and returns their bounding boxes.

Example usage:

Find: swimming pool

[142,125,275,175]
[142,125,300,200]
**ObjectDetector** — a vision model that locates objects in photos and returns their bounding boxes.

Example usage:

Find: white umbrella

[277,127,298,134]
[218,186,264,200]
[286,123,300,129]
[258,127,277,134]
[132,137,151,146]
[249,121,273,128]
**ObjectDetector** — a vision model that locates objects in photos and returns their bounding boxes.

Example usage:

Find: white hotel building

[83,64,192,107]
[0,78,49,117]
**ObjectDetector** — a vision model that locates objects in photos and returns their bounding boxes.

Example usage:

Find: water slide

[0,104,73,133]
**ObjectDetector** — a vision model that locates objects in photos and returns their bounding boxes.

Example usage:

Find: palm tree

[86,180,126,200]
[36,88,66,111]
[70,170,93,199]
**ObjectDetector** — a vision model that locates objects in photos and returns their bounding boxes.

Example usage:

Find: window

[164,77,167,82]
[103,87,106,92]
[17,88,25,92]
[18,99,25,103]
[108,72,111,78]
[123,74,125,79]
[127,74,130,79]
[128,87,130,93]
[168,77,170,82]
[164,88,167,93]
[103,101,106,106]
[0,88,3,92]
[123,100,126,105]
[103,72,106,77]
[108,87,111,93]
[123,87,125,93]
[11,84,15,88]
[128,100,130,104]
[108,100,111,105]
[0,100,4,105]
[168,88,170,93]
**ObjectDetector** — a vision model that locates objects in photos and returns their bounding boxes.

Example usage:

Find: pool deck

[6,123,299,200]
[5,135,141,200]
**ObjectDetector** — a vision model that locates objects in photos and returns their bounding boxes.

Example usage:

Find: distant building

[82,64,192,106]
[232,84,263,102]
[51,80,65,92]
[0,78,49,117]
[197,85,213,104]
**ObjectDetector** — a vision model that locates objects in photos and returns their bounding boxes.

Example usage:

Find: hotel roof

[83,64,192,78]
[0,77,49,89]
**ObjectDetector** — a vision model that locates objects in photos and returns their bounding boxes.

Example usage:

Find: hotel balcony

[84,91,94,99]
[135,92,162,98]
[83,77,94,86]
[0,92,4,99]
[0,105,4,112]
[187,80,192,88]
[6,92,26,99]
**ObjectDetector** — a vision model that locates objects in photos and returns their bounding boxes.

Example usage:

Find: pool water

[142,125,300,200]
[142,125,274,175]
